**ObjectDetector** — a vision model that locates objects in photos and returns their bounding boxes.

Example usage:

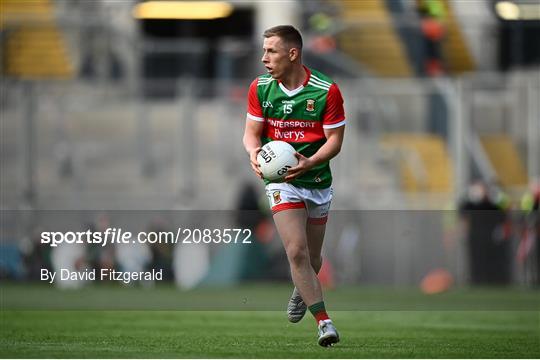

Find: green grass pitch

[1,284,538,358]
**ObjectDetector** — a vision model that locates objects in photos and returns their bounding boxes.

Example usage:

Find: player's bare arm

[243,118,264,178]
[285,126,345,182]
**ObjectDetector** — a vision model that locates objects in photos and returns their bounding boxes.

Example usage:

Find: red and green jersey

[247,66,345,189]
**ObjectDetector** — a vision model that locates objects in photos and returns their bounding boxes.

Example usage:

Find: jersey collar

[277,66,311,97]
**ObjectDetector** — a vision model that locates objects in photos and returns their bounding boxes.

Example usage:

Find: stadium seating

[334,0,475,76]
[382,133,453,192]
[1,0,74,79]
[480,134,528,187]
[439,0,475,74]
[336,0,412,77]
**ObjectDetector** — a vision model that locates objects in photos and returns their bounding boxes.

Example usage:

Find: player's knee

[286,244,309,266]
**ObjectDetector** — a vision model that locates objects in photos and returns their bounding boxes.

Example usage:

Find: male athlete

[243,25,345,347]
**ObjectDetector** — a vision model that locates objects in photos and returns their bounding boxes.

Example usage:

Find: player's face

[261,36,291,80]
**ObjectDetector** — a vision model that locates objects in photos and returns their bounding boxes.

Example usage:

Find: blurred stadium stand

[1,0,74,78]
[337,0,413,77]
[439,0,476,74]
[480,134,528,187]
[382,133,453,193]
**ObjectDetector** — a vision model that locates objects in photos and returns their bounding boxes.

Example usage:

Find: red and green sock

[308,301,330,323]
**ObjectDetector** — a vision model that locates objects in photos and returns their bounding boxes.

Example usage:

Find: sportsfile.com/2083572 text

[40,228,253,247]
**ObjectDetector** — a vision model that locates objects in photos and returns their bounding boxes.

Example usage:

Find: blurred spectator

[518,180,540,285]
[521,181,540,213]
[307,12,337,55]
[309,12,333,33]
[235,182,274,280]
[86,213,116,278]
[491,183,512,211]
[459,180,511,285]
[416,0,447,76]
[51,235,88,289]
[1,244,26,281]
[146,217,174,281]
[20,226,52,281]
[236,182,266,230]
[116,235,152,287]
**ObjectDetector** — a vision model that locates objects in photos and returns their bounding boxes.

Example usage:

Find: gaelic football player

[243,25,345,347]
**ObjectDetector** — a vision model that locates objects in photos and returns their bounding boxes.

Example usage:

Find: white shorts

[265,182,333,225]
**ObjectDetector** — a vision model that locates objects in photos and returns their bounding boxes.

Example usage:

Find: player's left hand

[284,153,315,182]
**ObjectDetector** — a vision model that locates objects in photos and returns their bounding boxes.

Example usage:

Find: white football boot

[286,287,307,323]
[317,319,340,347]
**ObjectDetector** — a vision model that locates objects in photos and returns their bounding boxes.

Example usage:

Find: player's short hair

[263,25,303,50]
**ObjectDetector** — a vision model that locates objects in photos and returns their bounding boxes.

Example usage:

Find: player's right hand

[249,147,263,179]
